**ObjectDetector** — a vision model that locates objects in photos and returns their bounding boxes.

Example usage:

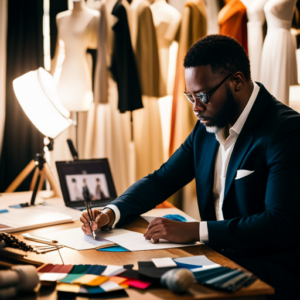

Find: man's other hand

[80,208,114,236]
[144,217,199,244]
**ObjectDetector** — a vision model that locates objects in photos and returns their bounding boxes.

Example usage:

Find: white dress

[260,0,298,105]
[247,0,268,81]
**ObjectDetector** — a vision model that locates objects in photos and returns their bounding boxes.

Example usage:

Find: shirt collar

[215,81,260,141]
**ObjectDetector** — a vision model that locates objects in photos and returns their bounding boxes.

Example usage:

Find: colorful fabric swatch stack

[38,264,152,295]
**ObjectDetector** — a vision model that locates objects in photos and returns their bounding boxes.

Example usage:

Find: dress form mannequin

[53,0,99,112]
[50,0,99,187]
[247,0,268,81]
[260,0,297,105]
[205,0,221,35]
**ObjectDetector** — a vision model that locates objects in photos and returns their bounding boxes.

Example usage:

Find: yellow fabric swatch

[56,283,80,293]
[87,275,109,286]
[73,274,98,285]
[109,277,127,285]
[120,283,129,288]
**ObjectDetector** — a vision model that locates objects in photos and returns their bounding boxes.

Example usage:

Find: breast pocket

[234,171,255,186]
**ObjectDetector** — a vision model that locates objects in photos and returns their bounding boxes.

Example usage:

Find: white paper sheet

[152,257,177,268]
[97,228,199,251]
[174,255,219,267]
[0,206,73,233]
[39,227,111,250]
[141,208,198,223]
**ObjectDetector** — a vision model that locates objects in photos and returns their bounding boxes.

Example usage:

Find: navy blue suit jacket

[111,83,300,275]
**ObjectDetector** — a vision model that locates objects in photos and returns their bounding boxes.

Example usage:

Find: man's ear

[233,72,245,91]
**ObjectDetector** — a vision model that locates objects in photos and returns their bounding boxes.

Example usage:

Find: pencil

[84,201,97,240]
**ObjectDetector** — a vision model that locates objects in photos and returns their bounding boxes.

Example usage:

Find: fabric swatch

[85,265,107,275]
[152,257,177,268]
[56,282,81,293]
[0,209,9,214]
[109,277,127,285]
[38,264,55,273]
[138,261,177,279]
[73,274,99,285]
[60,265,90,283]
[163,214,187,222]
[102,265,126,277]
[39,273,68,281]
[87,276,109,286]
[98,246,129,252]
[50,264,73,273]
[125,279,152,289]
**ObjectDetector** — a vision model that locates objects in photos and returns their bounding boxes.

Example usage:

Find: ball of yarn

[160,268,195,294]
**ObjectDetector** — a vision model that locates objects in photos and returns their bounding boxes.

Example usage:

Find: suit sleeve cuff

[105,204,120,229]
[200,221,209,243]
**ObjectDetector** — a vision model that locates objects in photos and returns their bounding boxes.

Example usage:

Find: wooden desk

[12,217,274,300]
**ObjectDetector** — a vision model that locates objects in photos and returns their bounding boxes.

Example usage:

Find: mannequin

[50,0,99,188]
[247,0,268,81]
[260,0,297,105]
[150,0,181,96]
[52,0,99,112]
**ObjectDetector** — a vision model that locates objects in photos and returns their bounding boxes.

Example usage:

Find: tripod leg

[30,167,39,191]
[5,160,36,193]
[43,163,61,197]
[37,170,45,192]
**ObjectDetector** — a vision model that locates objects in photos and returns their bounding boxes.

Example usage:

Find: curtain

[0,0,44,192]
[50,0,68,59]
[0,0,7,161]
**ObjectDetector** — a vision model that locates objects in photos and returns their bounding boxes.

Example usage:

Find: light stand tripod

[5,138,61,203]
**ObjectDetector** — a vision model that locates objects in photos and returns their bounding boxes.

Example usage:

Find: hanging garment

[169,0,207,157]
[0,0,7,161]
[218,0,248,54]
[260,0,298,105]
[84,0,132,195]
[247,0,268,81]
[150,0,181,96]
[131,0,160,97]
[111,0,143,113]
[206,0,220,35]
[130,0,164,181]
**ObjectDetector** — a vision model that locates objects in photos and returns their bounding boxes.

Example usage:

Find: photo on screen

[66,174,110,202]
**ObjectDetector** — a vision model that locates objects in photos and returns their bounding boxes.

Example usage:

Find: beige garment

[0,0,7,159]
[85,0,131,195]
[169,0,207,157]
[130,0,164,181]
[169,0,207,219]
[131,0,160,97]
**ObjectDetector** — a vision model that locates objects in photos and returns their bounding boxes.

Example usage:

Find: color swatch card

[173,255,220,269]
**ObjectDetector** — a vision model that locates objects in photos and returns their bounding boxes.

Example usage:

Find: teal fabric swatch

[86,286,106,294]
[0,209,9,214]
[163,214,187,222]
[59,265,90,283]
[97,246,129,252]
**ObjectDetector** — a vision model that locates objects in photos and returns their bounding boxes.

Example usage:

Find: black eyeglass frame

[183,73,233,105]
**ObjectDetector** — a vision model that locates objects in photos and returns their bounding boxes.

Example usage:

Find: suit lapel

[223,82,271,201]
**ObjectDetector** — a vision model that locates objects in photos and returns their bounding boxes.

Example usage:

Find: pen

[83,186,97,240]
[84,200,97,240]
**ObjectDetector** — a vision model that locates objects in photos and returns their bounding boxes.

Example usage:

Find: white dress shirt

[107,82,260,241]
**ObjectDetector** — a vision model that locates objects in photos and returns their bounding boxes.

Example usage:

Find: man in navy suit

[81,35,300,296]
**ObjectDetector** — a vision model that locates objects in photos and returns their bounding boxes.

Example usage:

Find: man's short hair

[183,35,251,81]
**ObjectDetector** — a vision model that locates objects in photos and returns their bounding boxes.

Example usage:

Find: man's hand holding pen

[80,208,115,236]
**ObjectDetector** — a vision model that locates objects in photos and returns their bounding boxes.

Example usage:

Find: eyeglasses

[183,73,232,105]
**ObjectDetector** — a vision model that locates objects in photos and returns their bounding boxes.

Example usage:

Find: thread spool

[160,268,195,294]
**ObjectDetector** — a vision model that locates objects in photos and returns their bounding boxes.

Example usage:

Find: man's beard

[203,83,238,134]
